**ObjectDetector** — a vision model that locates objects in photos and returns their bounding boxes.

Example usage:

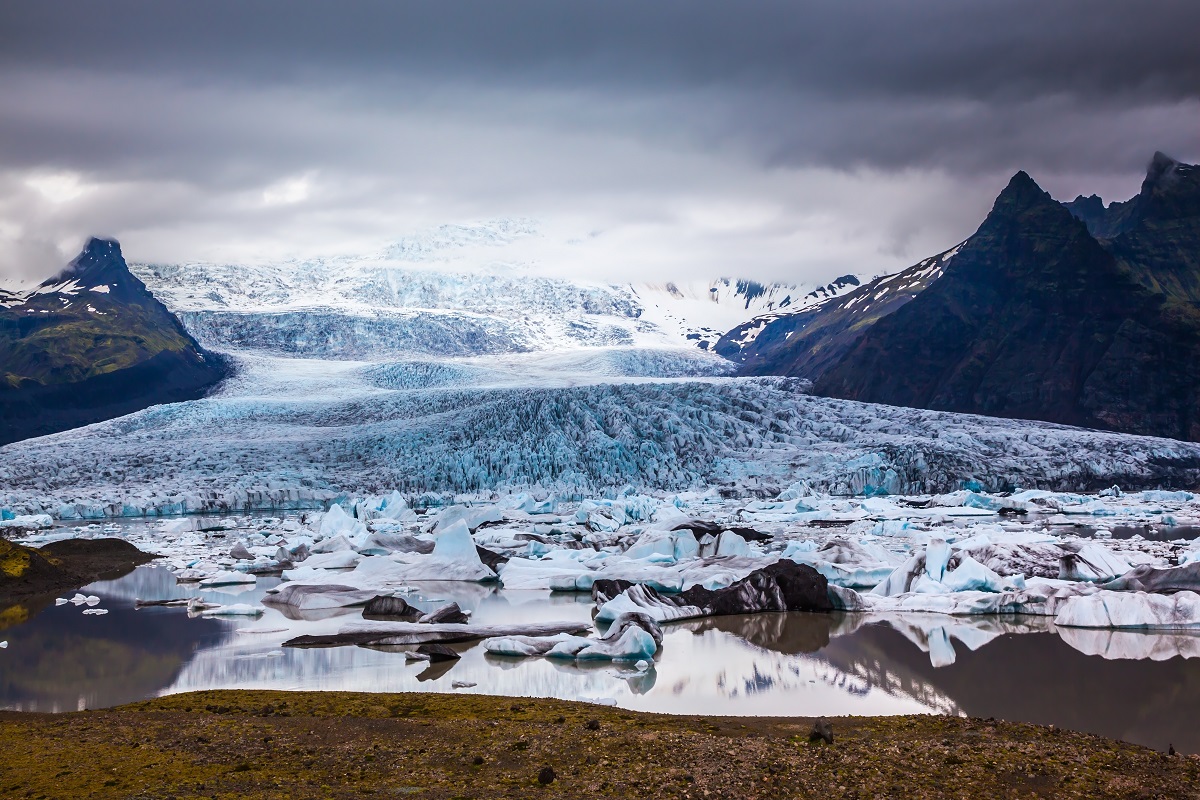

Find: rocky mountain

[715,251,950,378]
[0,238,229,446]
[729,152,1200,441]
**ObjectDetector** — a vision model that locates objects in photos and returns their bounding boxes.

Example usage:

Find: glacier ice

[1054,591,1200,629]
[483,612,662,662]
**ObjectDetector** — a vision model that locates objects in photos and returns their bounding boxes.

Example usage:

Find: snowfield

[130,219,859,357]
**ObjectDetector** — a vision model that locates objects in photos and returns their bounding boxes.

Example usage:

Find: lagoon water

[3,566,1199,754]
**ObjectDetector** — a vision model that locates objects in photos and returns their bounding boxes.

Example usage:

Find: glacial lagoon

[4,564,1199,755]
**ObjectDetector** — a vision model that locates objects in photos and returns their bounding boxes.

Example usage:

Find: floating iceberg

[483,613,662,662]
[1054,591,1200,629]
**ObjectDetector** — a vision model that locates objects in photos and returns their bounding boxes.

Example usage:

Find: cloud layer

[0,2,1196,283]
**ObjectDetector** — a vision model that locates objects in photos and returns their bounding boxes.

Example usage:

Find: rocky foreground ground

[1,690,1197,799]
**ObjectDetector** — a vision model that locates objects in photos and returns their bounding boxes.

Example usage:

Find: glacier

[5,350,1200,519]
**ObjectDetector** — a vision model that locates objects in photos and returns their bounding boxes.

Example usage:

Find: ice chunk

[432,520,483,564]
[200,604,265,617]
[434,505,503,533]
[311,533,356,554]
[0,513,53,530]
[1054,590,1200,629]
[318,505,367,540]
[199,570,257,587]
[498,557,589,590]
[1058,543,1131,582]
[924,538,951,582]
[595,561,830,623]
[940,554,1013,593]
[160,518,196,535]
[263,583,377,611]
[298,550,361,570]
[484,612,662,662]
[1100,562,1200,594]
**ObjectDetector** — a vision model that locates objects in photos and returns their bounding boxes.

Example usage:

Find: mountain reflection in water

[1,567,1198,753]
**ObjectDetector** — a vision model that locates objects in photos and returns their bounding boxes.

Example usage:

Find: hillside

[730,153,1200,441]
[0,238,229,445]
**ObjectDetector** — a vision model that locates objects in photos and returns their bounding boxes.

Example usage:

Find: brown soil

[1,690,1197,799]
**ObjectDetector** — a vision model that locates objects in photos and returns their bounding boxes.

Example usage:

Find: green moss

[0,540,32,579]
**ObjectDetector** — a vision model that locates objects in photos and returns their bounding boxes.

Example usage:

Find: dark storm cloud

[0,2,1196,282]
[3,1,1199,101]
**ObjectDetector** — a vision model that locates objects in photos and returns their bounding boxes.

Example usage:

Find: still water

[2,566,1198,754]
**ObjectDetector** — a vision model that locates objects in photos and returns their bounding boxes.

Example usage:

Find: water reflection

[2,566,1199,754]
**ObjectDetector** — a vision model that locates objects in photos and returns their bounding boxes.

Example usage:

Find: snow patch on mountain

[129,218,861,358]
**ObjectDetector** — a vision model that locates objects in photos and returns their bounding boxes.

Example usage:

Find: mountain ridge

[730,152,1200,441]
[0,237,230,446]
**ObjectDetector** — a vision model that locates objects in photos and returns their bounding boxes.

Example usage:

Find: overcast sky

[1,1,1197,285]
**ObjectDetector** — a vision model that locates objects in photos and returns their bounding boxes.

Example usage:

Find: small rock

[585,719,601,731]
[809,718,834,745]
[451,681,476,689]
[537,767,556,785]
[472,756,484,766]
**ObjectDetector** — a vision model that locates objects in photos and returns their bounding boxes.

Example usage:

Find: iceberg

[483,612,662,662]
[1054,590,1200,629]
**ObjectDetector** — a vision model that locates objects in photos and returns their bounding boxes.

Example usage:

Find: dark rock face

[591,579,635,604]
[605,560,832,621]
[671,521,771,542]
[419,602,469,624]
[0,237,229,446]
[475,546,509,572]
[730,153,1200,442]
[1101,562,1200,593]
[416,643,461,662]
[675,560,832,616]
[716,245,955,380]
[362,595,423,620]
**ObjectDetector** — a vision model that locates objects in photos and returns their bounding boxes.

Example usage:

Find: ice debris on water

[31,480,1200,670]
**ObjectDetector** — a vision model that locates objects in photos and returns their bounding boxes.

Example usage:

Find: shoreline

[2,690,1197,798]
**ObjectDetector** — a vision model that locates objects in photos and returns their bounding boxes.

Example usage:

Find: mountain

[130,220,861,358]
[730,153,1200,441]
[715,251,950,378]
[0,237,229,446]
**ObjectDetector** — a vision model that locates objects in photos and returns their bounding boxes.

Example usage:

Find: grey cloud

[2,1,1199,102]
[0,3,1196,283]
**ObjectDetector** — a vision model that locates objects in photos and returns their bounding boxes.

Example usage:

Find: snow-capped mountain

[130,219,862,358]
[631,275,860,352]
[716,244,959,372]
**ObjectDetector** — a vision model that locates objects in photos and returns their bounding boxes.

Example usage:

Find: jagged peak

[1000,170,1048,200]
[52,237,121,279]
[1140,150,1196,196]
[1150,150,1180,174]
[978,170,1064,230]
